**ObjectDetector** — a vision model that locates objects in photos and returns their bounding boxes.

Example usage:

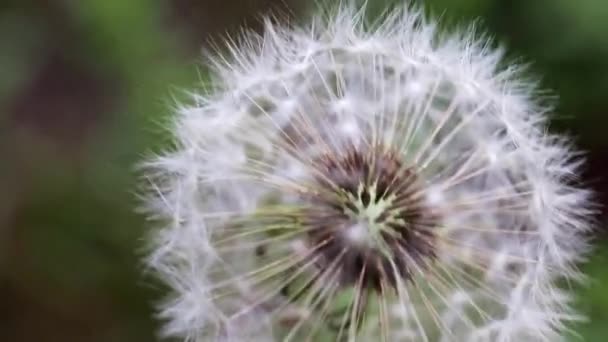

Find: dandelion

[143,3,594,341]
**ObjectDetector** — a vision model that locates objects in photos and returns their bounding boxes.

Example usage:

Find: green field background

[1,0,607,340]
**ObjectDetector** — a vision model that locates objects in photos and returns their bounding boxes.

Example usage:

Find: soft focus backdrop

[1,0,607,341]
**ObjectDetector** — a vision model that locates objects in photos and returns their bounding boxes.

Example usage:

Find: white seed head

[142,4,594,342]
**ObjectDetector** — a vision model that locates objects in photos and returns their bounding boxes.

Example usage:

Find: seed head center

[345,183,397,249]
[302,146,437,290]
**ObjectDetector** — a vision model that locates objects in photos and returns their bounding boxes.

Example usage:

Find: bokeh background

[1,0,607,341]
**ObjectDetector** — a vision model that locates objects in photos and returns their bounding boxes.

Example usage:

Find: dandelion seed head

[143,3,594,341]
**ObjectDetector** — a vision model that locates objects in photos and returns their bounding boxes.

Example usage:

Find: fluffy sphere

[143,4,594,341]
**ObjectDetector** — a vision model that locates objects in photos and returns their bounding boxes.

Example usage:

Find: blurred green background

[1,0,607,341]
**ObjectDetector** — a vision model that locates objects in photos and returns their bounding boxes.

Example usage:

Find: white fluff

[142,4,594,341]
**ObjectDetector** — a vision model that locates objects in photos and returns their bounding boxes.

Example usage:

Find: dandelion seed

[143,3,594,341]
